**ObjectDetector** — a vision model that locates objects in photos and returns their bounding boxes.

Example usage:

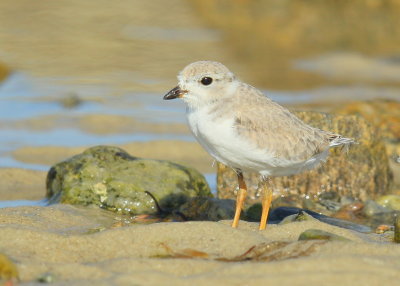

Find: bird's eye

[200,77,213,86]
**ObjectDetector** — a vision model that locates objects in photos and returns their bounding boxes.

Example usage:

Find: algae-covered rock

[46,146,211,215]
[218,111,392,207]
[298,229,351,242]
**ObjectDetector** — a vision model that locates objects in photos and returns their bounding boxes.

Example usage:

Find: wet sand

[1,204,399,285]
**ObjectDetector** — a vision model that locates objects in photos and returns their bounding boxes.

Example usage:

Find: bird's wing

[231,84,331,161]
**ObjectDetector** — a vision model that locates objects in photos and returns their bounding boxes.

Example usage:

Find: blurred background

[0,0,399,191]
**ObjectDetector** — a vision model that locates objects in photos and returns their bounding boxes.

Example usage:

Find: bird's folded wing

[232,89,330,161]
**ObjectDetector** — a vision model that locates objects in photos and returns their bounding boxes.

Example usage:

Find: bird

[163,61,354,230]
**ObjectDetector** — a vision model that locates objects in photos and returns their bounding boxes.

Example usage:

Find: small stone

[178,197,235,221]
[279,211,316,224]
[37,272,56,283]
[375,225,393,234]
[298,229,351,241]
[339,196,356,205]
[362,200,390,217]
[332,202,364,221]
[245,203,262,221]
[60,92,82,108]
[318,199,342,211]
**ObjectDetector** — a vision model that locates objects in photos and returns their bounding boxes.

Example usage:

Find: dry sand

[0,204,399,285]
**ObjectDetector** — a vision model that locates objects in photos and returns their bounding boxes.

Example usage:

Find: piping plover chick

[163,61,354,230]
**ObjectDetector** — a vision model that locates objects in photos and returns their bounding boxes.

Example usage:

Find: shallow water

[0,199,48,208]
[2,71,398,163]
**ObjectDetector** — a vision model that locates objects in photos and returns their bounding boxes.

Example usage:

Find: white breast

[186,106,277,172]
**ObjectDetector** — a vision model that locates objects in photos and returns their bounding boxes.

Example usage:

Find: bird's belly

[187,109,330,176]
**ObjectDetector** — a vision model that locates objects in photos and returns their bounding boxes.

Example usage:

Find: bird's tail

[328,134,357,152]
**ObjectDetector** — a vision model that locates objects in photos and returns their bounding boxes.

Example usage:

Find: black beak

[163,86,187,100]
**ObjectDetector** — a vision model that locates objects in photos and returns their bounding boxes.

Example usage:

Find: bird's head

[163,61,238,108]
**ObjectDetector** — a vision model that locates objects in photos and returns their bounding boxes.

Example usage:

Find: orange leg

[232,171,247,228]
[259,180,273,230]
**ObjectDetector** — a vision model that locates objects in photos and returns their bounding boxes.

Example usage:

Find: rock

[331,202,364,222]
[59,92,82,108]
[178,197,235,221]
[37,272,56,283]
[376,195,400,211]
[336,100,400,187]
[217,111,392,207]
[362,200,390,217]
[46,146,212,215]
[298,229,351,241]
[339,196,356,206]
